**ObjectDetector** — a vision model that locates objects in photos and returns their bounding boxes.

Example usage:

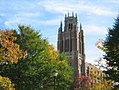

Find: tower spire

[72,12,74,17]
[68,12,69,17]
[58,21,62,33]
[60,21,62,27]
[80,23,82,30]
[65,13,66,18]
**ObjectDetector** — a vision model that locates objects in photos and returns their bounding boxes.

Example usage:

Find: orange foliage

[0,30,26,63]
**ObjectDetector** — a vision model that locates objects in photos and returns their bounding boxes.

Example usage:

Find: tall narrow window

[71,24,73,29]
[65,39,69,52]
[69,24,70,29]
[70,38,72,51]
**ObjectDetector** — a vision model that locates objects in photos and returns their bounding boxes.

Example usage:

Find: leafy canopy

[0,29,25,90]
[1,25,73,90]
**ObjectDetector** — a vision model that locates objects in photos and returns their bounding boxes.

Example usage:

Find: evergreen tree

[104,15,119,85]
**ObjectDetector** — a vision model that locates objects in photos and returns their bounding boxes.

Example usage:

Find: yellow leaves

[48,45,58,61]
[0,75,15,90]
[47,45,67,66]
[103,80,114,89]
[58,61,64,65]
[93,79,114,90]
[95,39,107,52]
[89,69,114,90]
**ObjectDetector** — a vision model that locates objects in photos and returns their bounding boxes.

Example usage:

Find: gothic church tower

[57,13,85,79]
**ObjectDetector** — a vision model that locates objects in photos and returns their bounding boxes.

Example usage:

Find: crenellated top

[65,12,77,18]
[58,13,78,32]
[58,13,84,34]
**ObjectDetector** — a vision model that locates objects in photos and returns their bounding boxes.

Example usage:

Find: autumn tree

[90,69,113,90]
[1,25,73,90]
[0,30,25,90]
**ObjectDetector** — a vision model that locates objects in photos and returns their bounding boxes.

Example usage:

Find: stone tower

[57,13,85,79]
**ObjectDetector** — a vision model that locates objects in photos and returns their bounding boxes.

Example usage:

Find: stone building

[57,13,85,79]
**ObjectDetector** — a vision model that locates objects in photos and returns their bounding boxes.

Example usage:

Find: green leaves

[1,25,73,90]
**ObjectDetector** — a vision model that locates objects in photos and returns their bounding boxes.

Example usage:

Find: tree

[1,25,73,90]
[0,30,25,90]
[103,15,119,86]
[56,53,73,89]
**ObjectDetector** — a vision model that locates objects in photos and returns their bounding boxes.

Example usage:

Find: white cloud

[86,6,115,16]
[83,24,108,35]
[15,12,41,18]
[38,0,117,16]
[103,0,119,4]
[4,17,61,29]
[39,18,61,26]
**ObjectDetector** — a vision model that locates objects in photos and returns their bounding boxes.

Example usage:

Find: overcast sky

[0,0,119,64]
